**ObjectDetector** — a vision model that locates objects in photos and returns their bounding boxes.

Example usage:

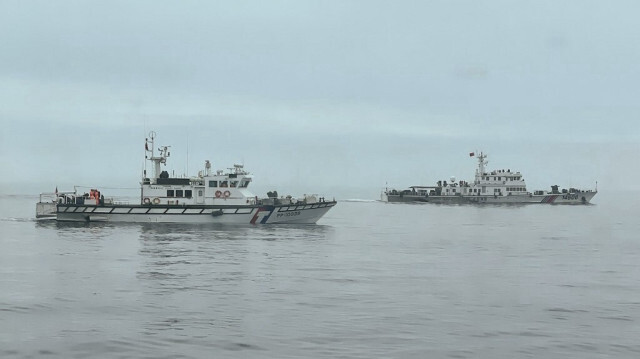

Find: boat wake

[0,217,36,222]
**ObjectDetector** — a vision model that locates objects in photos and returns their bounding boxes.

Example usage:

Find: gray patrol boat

[382,152,597,204]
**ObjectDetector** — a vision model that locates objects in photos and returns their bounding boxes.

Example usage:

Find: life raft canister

[223,190,231,198]
[215,190,222,198]
[143,198,151,205]
[152,198,160,204]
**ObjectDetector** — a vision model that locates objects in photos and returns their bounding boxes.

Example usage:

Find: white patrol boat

[36,132,336,223]
[381,152,597,204]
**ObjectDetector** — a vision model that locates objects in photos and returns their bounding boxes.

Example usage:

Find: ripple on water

[546,307,589,313]
[2,197,640,358]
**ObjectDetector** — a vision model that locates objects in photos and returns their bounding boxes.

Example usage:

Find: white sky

[1,1,639,198]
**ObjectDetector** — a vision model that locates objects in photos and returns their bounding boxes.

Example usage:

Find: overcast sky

[1,1,639,198]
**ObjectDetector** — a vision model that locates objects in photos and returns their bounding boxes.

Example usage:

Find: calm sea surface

[1,192,639,358]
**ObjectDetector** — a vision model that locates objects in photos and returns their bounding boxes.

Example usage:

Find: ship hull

[52,202,337,224]
[383,191,597,204]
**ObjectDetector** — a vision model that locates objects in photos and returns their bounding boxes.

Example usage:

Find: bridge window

[240,180,250,188]
[185,190,192,198]
[230,181,238,188]
[208,181,218,187]
[220,181,228,187]
[167,190,174,197]
[176,190,183,197]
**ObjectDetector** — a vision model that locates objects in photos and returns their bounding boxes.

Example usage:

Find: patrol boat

[36,132,336,223]
[381,152,597,204]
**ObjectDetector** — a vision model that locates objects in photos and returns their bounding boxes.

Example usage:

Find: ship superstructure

[140,132,257,207]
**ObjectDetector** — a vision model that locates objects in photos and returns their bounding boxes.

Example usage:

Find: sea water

[1,192,639,358]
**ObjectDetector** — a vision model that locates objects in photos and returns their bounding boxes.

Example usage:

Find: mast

[477,152,487,176]
[473,151,488,184]
[145,131,170,179]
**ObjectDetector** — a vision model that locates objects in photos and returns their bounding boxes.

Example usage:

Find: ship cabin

[466,168,528,197]
[433,171,528,197]
[451,151,530,197]
[139,133,260,207]
[434,152,529,198]
[141,162,256,206]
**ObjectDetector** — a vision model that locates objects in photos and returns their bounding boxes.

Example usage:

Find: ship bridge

[140,132,257,206]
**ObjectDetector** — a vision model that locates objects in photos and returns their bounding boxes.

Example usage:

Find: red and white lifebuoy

[215,190,222,198]
[223,190,231,198]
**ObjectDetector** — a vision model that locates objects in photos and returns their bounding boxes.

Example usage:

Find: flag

[55,186,58,195]
[469,152,475,157]
[145,141,149,151]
